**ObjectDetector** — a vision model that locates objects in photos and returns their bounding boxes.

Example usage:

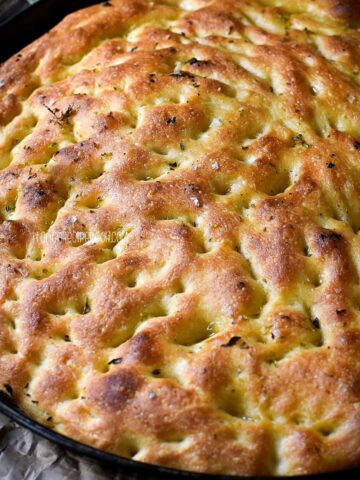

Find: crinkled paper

[0,413,140,480]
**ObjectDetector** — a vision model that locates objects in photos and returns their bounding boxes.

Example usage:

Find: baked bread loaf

[1,0,360,475]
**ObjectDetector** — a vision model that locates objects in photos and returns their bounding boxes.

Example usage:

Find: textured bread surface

[1,0,360,476]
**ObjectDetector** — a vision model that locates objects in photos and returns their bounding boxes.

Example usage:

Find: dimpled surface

[1,0,360,476]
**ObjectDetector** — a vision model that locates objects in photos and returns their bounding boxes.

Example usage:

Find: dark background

[0,0,33,25]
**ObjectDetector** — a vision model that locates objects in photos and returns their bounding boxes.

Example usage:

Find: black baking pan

[0,0,99,61]
[0,0,359,478]
[0,391,357,480]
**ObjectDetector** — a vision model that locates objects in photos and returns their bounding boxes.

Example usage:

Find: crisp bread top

[1,0,360,475]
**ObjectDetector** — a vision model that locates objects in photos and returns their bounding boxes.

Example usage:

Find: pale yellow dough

[1,0,360,476]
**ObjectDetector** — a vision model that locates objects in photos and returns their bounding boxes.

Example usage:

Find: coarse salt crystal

[191,196,200,207]
[210,117,221,128]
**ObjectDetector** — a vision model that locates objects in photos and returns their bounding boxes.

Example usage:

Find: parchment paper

[0,413,141,480]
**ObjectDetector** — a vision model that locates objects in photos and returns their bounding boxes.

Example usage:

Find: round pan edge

[0,392,358,479]
[0,1,359,479]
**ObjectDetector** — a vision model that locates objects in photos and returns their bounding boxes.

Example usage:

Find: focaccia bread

[1,0,360,475]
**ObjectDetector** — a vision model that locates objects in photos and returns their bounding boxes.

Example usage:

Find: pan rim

[0,1,360,478]
[0,393,359,479]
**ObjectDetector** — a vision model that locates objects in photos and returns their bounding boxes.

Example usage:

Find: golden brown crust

[1,0,360,475]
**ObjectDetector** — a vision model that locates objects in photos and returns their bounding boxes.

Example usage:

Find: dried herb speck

[311,317,320,329]
[293,133,310,148]
[83,298,91,314]
[43,104,75,126]
[108,358,122,365]
[221,336,241,348]
[320,232,342,241]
